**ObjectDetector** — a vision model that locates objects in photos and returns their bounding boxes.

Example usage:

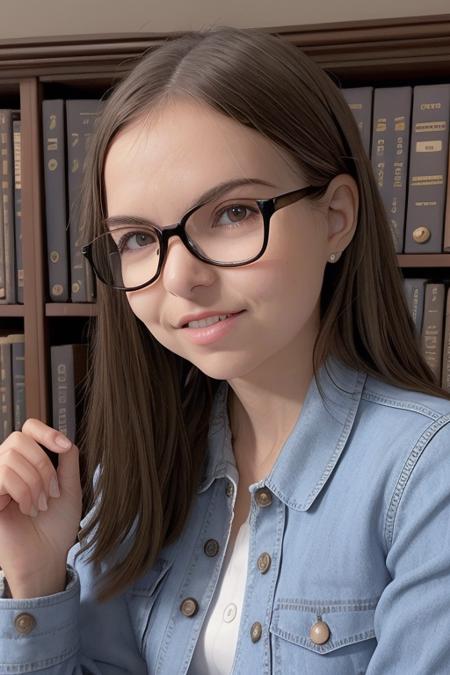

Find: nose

[160,236,216,296]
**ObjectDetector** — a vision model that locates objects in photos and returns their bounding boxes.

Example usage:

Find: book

[404,84,450,253]
[371,87,412,253]
[403,277,427,336]
[0,336,13,441]
[0,109,20,303]
[66,100,104,302]
[341,86,374,158]
[42,99,70,302]
[50,343,89,446]
[13,120,23,304]
[421,282,446,383]
[11,334,25,432]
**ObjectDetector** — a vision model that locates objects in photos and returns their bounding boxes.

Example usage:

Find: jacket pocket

[126,557,174,652]
[269,599,377,674]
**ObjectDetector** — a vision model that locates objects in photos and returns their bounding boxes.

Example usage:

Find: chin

[187,355,259,383]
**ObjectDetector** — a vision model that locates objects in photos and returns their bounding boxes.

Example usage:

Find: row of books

[0,338,88,444]
[404,278,450,389]
[342,83,450,254]
[1,81,450,305]
[39,85,450,301]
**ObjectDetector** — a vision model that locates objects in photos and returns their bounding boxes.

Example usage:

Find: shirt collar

[197,352,368,511]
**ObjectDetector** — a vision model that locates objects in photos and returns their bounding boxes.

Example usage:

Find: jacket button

[204,538,220,557]
[14,613,36,635]
[256,552,271,574]
[255,487,272,507]
[309,619,330,645]
[180,597,199,617]
[225,481,234,497]
[250,621,263,642]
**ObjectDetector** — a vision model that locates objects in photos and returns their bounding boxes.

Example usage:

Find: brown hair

[76,24,450,602]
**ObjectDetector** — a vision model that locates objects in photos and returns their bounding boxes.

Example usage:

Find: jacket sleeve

[366,417,450,674]
[0,529,148,673]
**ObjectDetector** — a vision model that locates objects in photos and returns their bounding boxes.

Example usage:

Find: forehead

[103,99,301,201]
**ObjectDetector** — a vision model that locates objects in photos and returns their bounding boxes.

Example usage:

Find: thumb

[56,443,81,494]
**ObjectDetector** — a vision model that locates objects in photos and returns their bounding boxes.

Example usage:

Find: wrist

[6,565,69,599]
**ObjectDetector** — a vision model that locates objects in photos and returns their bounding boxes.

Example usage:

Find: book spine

[404,84,450,253]
[51,343,75,442]
[341,86,374,158]
[0,339,12,441]
[371,86,412,253]
[0,111,7,300]
[11,336,25,431]
[42,99,69,302]
[66,100,103,303]
[13,120,23,304]
[421,282,446,382]
[0,110,19,304]
[403,277,426,336]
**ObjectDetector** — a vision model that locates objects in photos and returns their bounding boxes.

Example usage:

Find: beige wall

[1,0,450,40]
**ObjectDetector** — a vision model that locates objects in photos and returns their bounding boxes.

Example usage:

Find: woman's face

[103,98,357,382]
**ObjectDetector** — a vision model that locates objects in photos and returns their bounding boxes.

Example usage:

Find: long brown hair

[76,24,450,601]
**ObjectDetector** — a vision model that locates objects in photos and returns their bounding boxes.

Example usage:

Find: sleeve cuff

[0,565,80,670]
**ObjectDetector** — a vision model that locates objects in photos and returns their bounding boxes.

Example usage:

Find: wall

[1,0,450,40]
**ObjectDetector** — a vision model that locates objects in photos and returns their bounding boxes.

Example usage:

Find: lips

[179,309,245,328]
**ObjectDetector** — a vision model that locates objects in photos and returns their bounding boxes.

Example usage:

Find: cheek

[125,289,186,355]
[248,232,325,316]
[125,290,159,330]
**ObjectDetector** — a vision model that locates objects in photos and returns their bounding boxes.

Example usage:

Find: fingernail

[30,506,38,518]
[49,478,61,498]
[38,492,48,511]
[55,435,72,449]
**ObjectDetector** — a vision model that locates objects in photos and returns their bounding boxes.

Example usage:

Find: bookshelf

[0,13,450,428]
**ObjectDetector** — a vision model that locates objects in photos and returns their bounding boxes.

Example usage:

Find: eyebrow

[104,177,277,229]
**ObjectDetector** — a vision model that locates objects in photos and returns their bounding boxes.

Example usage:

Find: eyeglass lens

[91,197,265,289]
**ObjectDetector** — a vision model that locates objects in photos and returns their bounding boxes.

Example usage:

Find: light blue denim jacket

[2,353,450,674]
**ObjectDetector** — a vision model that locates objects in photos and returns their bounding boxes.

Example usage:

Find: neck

[226,335,318,481]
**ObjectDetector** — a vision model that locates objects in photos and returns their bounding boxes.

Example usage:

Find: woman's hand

[0,418,82,598]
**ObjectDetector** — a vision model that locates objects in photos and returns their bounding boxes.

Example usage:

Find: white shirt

[188,514,250,674]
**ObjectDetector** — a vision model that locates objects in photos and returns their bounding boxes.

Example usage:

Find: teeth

[188,314,231,328]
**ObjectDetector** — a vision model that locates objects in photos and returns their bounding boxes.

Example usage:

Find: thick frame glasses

[81,182,330,292]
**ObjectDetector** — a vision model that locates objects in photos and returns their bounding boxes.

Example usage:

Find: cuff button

[15,612,37,635]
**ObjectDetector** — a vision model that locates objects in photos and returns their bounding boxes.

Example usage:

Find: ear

[323,174,359,259]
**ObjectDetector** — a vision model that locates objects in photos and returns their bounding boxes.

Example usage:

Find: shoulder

[357,372,450,443]
[362,372,450,420]
[356,373,450,547]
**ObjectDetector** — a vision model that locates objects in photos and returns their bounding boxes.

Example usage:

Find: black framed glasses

[81,181,331,292]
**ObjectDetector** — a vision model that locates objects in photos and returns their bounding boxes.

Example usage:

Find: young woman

[1,24,450,674]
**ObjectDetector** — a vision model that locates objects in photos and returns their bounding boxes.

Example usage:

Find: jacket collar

[197,353,367,511]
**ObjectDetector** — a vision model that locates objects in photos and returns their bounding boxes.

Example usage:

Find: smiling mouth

[181,310,245,329]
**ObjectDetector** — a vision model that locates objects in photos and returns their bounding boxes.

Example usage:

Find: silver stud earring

[329,253,337,262]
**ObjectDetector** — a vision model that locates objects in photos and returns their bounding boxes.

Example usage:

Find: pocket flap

[270,599,377,654]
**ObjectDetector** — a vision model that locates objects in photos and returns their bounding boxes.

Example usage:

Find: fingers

[0,430,61,501]
[0,419,77,518]
[57,443,80,495]
[0,494,11,510]
[0,465,38,517]
[21,419,74,454]
[0,450,48,515]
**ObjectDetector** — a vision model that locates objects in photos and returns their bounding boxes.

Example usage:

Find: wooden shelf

[0,304,24,317]
[45,303,97,317]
